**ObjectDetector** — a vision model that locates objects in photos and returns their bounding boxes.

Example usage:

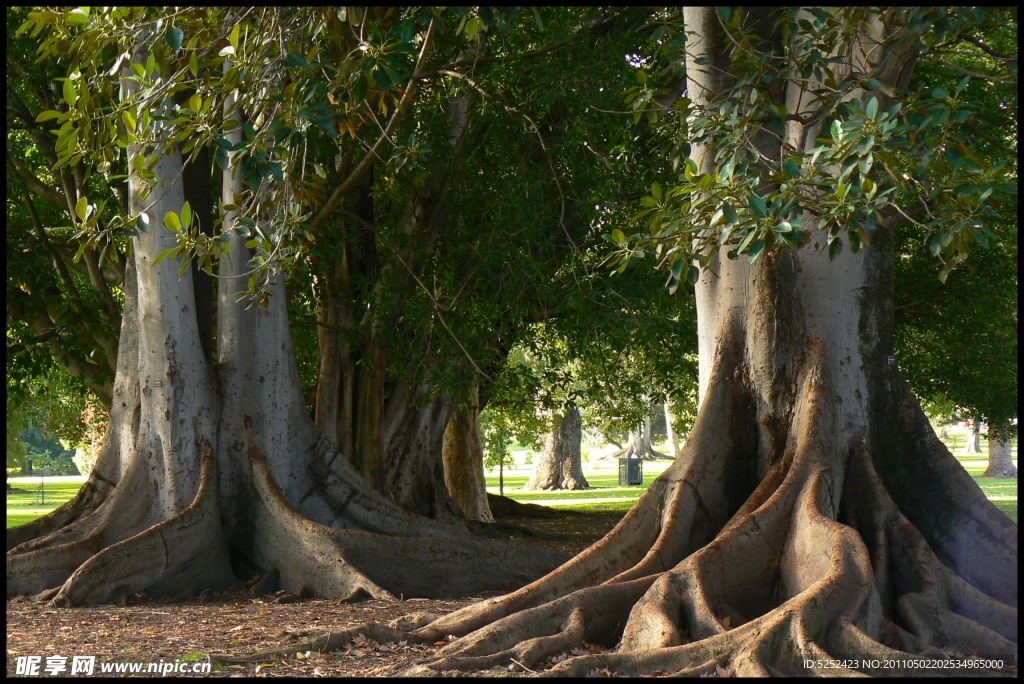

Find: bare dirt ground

[6,510,625,678]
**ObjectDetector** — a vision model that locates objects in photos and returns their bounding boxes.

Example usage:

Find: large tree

[283,8,1015,676]
[8,6,650,603]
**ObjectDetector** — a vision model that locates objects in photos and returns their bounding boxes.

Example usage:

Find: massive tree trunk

[522,403,589,491]
[5,61,565,606]
[289,9,1017,675]
[442,387,494,522]
[983,422,1017,478]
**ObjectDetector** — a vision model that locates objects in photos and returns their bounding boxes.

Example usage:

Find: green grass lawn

[6,432,1016,527]
[6,477,85,528]
[486,433,1017,522]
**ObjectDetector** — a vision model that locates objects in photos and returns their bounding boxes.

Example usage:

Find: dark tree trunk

[442,387,494,522]
[523,403,589,491]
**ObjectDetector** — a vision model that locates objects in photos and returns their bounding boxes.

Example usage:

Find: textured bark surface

[610,416,670,461]
[523,404,590,491]
[442,389,495,522]
[966,421,982,454]
[984,428,1017,478]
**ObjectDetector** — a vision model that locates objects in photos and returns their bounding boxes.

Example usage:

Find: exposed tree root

[487,493,562,518]
[284,353,1016,677]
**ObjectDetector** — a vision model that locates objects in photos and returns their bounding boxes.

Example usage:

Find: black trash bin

[618,457,643,485]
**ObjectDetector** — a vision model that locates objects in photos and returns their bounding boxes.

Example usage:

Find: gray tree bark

[442,387,494,522]
[966,420,982,453]
[523,403,589,491]
[983,422,1017,478]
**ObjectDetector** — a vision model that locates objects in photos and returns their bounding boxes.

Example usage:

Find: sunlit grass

[6,431,1016,526]
[6,479,84,528]
[486,435,1016,522]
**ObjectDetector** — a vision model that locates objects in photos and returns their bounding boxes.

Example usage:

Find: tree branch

[7,152,66,209]
[312,19,436,228]
[22,189,78,294]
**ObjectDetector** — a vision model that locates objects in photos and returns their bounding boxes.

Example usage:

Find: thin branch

[22,190,78,294]
[312,18,436,228]
[388,247,492,383]
[8,153,67,209]
[955,33,1016,61]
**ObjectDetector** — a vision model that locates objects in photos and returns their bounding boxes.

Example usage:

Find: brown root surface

[293,356,1016,678]
[7,430,567,608]
[6,510,619,677]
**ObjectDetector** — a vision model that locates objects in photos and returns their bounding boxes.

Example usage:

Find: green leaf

[748,194,767,218]
[722,203,738,224]
[164,211,181,233]
[373,68,391,90]
[464,16,481,41]
[532,9,544,30]
[865,96,878,119]
[75,196,89,221]
[216,147,229,170]
[35,110,62,123]
[188,94,202,112]
[137,212,150,233]
[219,45,235,57]
[828,237,842,260]
[167,25,184,51]
[716,7,732,23]
[783,157,800,178]
[63,79,78,106]
[66,7,90,25]
[214,233,231,243]
[131,62,146,80]
[709,207,725,227]
[938,262,955,283]
[830,119,842,141]
[651,181,662,201]
[230,22,241,50]
[857,135,874,154]
[122,109,136,131]
[611,228,625,244]
[747,239,766,260]
[181,201,192,230]
[775,221,793,233]
[687,264,700,285]
[737,229,757,255]
[152,247,177,266]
